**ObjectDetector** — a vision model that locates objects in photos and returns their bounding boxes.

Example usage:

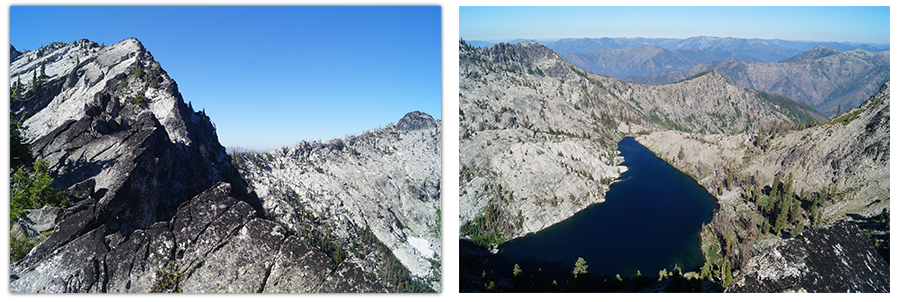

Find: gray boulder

[11,206,61,239]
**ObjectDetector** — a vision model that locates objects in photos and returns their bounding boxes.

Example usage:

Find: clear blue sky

[10,6,441,150]
[460,6,890,45]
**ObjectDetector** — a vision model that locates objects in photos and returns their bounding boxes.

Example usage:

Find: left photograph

[9,6,441,293]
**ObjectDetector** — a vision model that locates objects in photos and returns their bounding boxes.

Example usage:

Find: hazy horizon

[460,6,890,45]
[464,36,891,48]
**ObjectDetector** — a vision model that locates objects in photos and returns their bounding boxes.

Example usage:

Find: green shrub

[10,159,68,224]
[150,261,184,293]
[134,92,146,107]
[10,235,40,262]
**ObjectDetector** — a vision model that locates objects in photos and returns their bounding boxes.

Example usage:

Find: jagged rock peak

[10,37,187,144]
[476,41,562,72]
[482,40,557,60]
[10,44,21,61]
[396,110,438,131]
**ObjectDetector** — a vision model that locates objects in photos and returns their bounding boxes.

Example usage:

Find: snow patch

[407,236,433,259]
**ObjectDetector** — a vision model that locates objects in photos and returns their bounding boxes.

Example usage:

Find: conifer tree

[31,69,40,95]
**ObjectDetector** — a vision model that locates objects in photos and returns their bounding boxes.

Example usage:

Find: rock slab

[727,221,889,293]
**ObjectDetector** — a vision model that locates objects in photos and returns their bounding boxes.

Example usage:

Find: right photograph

[458,6,889,293]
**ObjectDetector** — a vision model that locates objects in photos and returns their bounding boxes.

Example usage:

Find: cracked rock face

[9,38,384,293]
[727,221,889,293]
[10,183,386,293]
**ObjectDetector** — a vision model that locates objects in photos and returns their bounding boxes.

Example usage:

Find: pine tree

[721,261,733,287]
[31,69,40,95]
[570,257,593,291]
[572,257,588,276]
[12,76,22,98]
[512,263,526,291]
[10,117,33,171]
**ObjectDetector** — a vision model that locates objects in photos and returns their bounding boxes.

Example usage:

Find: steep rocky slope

[458,40,822,244]
[638,81,889,224]
[636,81,889,292]
[9,38,384,292]
[230,111,442,291]
[727,221,889,293]
[628,48,889,115]
[459,41,627,242]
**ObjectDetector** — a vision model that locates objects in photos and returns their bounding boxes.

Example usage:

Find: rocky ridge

[9,38,384,292]
[458,40,822,243]
[231,111,441,291]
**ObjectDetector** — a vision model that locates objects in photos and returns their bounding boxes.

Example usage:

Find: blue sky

[10,6,441,150]
[460,6,890,45]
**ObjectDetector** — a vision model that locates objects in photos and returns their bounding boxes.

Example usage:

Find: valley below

[458,39,889,293]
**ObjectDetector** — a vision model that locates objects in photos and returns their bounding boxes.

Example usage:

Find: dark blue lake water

[481,136,718,282]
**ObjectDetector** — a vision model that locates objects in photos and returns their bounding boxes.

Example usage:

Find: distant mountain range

[626,46,889,116]
[466,36,889,60]
[548,36,888,60]
[556,44,726,79]
[464,36,889,116]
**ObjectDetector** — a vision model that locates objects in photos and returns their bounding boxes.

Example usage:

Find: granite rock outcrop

[727,221,889,293]
[9,38,384,293]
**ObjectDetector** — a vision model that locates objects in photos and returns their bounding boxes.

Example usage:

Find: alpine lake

[481,136,719,282]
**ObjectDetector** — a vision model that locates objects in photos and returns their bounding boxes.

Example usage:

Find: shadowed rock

[11,182,386,293]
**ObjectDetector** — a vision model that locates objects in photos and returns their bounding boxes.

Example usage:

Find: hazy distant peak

[780,45,839,63]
